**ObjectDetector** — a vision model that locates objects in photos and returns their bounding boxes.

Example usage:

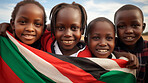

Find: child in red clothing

[41,2,91,57]
[85,17,116,59]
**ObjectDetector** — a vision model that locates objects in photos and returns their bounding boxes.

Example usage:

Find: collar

[115,37,144,53]
[53,41,86,57]
[108,53,116,59]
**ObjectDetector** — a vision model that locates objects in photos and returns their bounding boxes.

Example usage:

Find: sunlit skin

[115,10,145,50]
[11,4,44,45]
[54,7,83,56]
[88,21,115,58]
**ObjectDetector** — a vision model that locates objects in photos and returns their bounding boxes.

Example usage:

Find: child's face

[88,21,115,58]
[115,10,144,46]
[11,4,44,45]
[55,7,82,52]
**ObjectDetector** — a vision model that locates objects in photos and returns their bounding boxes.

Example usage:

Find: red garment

[41,30,92,57]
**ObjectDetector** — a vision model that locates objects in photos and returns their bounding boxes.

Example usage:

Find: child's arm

[114,51,139,69]
[0,23,12,37]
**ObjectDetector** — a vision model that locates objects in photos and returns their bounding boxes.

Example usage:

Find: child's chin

[23,41,34,45]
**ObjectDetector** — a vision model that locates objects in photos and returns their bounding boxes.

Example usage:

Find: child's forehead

[90,21,114,32]
[92,21,113,28]
[56,7,81,20]
[20,4,42,10]
[115,10,143,21]
[18,4,44,14]
[119,9,140,14]
[58,7,81,14]
[117,9,142,18]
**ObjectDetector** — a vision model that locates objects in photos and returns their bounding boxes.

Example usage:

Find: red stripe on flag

[19,42,104,83]
[111,59,127,68]
[0,56,23,83]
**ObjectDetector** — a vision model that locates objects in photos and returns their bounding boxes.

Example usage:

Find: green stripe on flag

[99,70,136,83]
[0,36,55,83]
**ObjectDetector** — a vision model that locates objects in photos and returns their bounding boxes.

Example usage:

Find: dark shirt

[115,37,148,83]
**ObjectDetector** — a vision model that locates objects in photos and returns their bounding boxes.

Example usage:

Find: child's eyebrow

[19,16,42,22]
[34,19,42,21]
[131,20,141,23]
[106,33,114,36]
[19,16,28,20]
[71,24,80,27]
[91,33,100,35]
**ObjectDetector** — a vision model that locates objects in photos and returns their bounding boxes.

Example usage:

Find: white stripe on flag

[6,32,73,83]
[88,58,136,77]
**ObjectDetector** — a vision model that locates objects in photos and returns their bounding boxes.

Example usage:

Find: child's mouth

[124,36,135,41]
[22,34,35,40]
[96,49,109,55]
[62,40,74,45]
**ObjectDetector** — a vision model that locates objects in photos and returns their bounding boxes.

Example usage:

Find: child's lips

[96,49,109,55]
[22,34,36,40]
[62,40,74,45]
[124,36,135,41]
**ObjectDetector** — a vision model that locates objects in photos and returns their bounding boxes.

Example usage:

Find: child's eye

[57,26,65,31]
[19,21,26,25]
[92,36,100,40]
[106,37,113,41]
[117,25,125,29]
[71,26,78,31]
[131,24,140,28]
[35,23,42,27]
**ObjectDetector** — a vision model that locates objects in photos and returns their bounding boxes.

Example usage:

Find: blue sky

[0,0,148,33]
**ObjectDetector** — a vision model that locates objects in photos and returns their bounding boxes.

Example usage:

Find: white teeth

[127,37,132,39]
[63,41,74,44]
[98,50,107,52]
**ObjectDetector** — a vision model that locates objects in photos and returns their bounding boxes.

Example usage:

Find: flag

[0,31,136,83]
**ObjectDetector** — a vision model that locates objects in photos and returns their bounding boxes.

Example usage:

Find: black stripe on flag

[48,53,109,80]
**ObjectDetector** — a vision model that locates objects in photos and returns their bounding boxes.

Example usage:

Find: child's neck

[126,44,136,51]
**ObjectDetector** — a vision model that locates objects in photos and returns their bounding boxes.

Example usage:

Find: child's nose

[125,27,133,34]
[64,29,72,37]
[99,39,107,47]
[25,24,35,32]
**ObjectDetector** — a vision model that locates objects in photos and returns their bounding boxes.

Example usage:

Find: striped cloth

[0,31,136,83]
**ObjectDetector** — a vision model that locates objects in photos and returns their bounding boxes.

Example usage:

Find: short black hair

[49,2,87,35]
[114,4,144,22]
[85,17,115,42]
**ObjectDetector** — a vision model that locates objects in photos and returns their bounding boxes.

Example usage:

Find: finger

[132,54,139,68]
[126,55,139,69]
[127,64,138,69]
[135,55,139,68]
[127,53,134,62]
[126,61,137,69]
[126,55,134,66]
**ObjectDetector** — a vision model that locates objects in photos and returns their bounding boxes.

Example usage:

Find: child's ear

[142,23,146,31]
